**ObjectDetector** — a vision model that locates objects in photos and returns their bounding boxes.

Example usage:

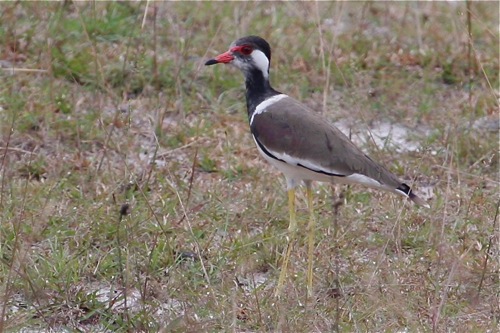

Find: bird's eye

[240,45,252,55]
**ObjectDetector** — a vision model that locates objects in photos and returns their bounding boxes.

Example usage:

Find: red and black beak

[205,50,234,66]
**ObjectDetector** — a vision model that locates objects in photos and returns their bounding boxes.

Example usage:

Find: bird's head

[205,35,272,79]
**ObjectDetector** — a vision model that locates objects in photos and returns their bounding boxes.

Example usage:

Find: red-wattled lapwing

[205,35,428,297]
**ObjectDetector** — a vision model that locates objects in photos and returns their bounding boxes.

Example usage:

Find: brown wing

[250,96,403,188]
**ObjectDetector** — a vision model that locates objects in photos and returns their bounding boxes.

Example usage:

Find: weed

[0,1,498,332]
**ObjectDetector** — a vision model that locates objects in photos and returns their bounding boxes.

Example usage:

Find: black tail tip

[409,192,430,208]
[397,183,430,208]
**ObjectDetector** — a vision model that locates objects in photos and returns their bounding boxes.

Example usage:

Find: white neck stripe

[250,94,288,125]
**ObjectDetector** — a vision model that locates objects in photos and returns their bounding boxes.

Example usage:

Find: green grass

[0,1,499,332]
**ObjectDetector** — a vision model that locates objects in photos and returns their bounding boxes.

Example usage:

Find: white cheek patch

[250,50,270,78]
[250,94,288,125]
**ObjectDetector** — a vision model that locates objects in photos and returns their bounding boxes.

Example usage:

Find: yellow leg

[276,188,296,297]
[306,183,315,298]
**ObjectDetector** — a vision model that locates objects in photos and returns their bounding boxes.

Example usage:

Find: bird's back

[250,95,404,190]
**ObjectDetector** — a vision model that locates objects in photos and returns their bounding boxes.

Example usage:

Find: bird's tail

[409,192,430,208]
[396,183,430,208]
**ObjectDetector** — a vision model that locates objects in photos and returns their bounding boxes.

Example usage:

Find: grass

[0,1,498,332]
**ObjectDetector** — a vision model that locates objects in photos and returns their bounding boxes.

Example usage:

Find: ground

[0,2,498,332]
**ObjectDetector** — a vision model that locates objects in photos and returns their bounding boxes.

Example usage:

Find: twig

[368,189,411,285]
[432,245,473,331]
[116,204,131,328]
[186,147,198,208]
[413,2,423,53]
[0,147,38,155]
[141,0,150,30]
[0,111,16,210]
[332,186,344,333]
[152,5,159,91]
[156,139,201,158]
[461,3,496,99]
[466,0,473,107]
[0,67,48,73]
[251,272,264,328]
[0,153,36,330]
[476,198,499,297]
[433,165,499,185]
[165,168,216,303]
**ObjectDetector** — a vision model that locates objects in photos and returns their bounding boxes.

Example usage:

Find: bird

[205,35,428,297]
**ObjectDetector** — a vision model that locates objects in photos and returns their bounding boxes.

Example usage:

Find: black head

[205,36,272,78]
[231,35,272,63]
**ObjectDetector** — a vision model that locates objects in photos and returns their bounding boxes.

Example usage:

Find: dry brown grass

[0,1,498,332]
